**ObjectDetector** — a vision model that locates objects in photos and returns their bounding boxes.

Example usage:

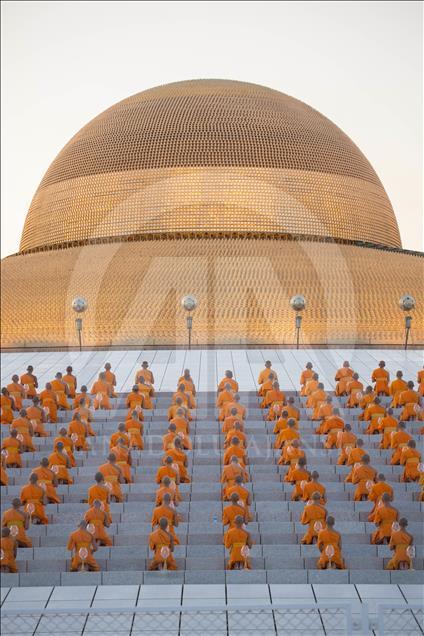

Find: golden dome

[20,79,401,252]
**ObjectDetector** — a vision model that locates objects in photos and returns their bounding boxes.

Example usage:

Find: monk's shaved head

[159,517,168,530]
[230,492,240,503]
[95,472,104,483]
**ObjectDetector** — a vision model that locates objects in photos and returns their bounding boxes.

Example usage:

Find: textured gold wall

[20,80,401,252]
[2,238,422,348]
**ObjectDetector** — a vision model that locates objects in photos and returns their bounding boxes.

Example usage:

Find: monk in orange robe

[6,375,25,410]
[2,430,22,467]
[221,456,249,491]
[261,381,285,410]
[126,386,145,415]
[224,421,246,449]
[317,516,345,569]
[178,369,196,396]
[148,517,177,570]
[156,475,181,506]
[222,492,249,539]
[275,419,299,450]
[20,473,48,524]
[418,368,424,396]
[303,373,319,401]
[109,423,129,450]
[125,412,144,449]
[387,517,414,570]
[286,457,310,501]
[48,442,73,484]
[223,437,246,467]
[0,527,17,573]
[26,397,48,437]
[258,361,278,388]
[63,366,77,398]
[220,395,247,422]
[378,409,398,449]
[368,474,393,522]
[389,371,408,407]
[335,361,355,396]
[280,440,305,471]
[54,428,76,467]
[371,493,398,544]
[104,362,117,397]
[39,383,58,423]
[351,455,377,501]
[336,423,357,465]
[163,423,190,452]
[217,384,235,419]
[223,409,245,433]
[363,397,386,434]
[20,365,38,398]
[11,410,35,451]
[322,409,345,448]
[284,397,300,422]
[300,492,327,544]
[390,422,411,464]
[135,361,154,386]
[225,515,253,570]
[344,440,366,482]
[372,361,390,395]
[68,413,90,450]
[345,373,364,407]
[358,386,376,419]
[91,373,112,409]
[0,455,8,485]
[173,383,196,409]
[300,362,314,396]
[218,370,238,393]
[169,409,191,436]
[398,382,421,421]
[302,471,326,504]
[137,377,154,409]
[258,372,277,399]
[73,386,91,409]
[98,454,124,502]
[2,498,32,547]
[224,474,253,521]
[1,388,15,424]
[273,410,292,434]
[88,473,112,523]
[308,384,328,420]
[400,440,421,482]
[110,440,132,483]
[315,397,334,428]
[156,456,180,487]
[50,372,71,409]
[168,397,192,421]
[67,520,100,571]
[163,438,190,483]
[84,500,112,546]
[151,493,180,543]
[31,457,60,502]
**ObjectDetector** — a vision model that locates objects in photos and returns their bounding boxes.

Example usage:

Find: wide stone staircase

[1,389,422,587]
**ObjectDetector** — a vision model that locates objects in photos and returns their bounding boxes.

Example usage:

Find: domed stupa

[1,79,422,347]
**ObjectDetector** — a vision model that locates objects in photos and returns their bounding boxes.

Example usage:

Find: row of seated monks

[1,359,423,573]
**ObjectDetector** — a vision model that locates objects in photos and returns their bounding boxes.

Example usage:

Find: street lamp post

[71,297,88,351]
[399,295,416,351]
[290,295,306,349]
[181,295,198,350]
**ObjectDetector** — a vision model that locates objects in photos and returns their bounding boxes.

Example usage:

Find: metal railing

[377,603,423,635]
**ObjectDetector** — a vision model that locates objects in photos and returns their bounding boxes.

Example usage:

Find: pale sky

[1,0,422,257]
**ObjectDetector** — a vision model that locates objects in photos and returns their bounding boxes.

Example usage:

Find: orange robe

[0,462,8,485]
[104,370,117,397]
[222,401,246,421]
[148,528,177,570]
[378,415,398,449]
[20,483,48,524]
[164,428,192,451]
[351,464,377,500]
[390,431,412,464]
[336,431,357,465]
[73,392,91,408]
[221,463,249,488]
[367,482,394,522]
[345,447,366,481]
[126,391,145,414]
[110,445,132,483]
[87,484,112,522]
[11,417,35,451]
[302,481,326,504]
[322,416,345,448]
[217,390,234,418]
[371,505,398,544]
[418,369,424,396]
[6,382,25,410]
[386,530,414,569]
[300,368,314,396]
[63,374,77,398]
[1,437,22,467]
[281,446,305,470]
[345,380,364,407]
[258,378,275,399]
[335,368,354,395]
[26,405,47,437]
[48,451,73,484]
[372,368,390,395]
[0,535,17,572]
[224,526,251,569]
[136,368,154,385]
[167,403,192,421]
[2,508,32,547]
[300,503,327,544]
[50,379,70,409]
[91,380,112,409]
[400,447,421,482]
[224,484,252,520]
[389,379,408,407]
[151,505,179,543]
[308,390,327,419]
[274,427,299,450]
[258,368,278,386]
[1,395,14,424]
[218,377,239,393]
[68,419,89,450]
[222,503,249,537]
[317,528,345,569]
[398,389,420,421]
[54,435,76,467]
[163,448,190,483]
[67,528,99,571]
[223,444,246,467]
[84,506,112,546]
[286,466,310,500]
[173,390,195,409]
[109,430,130,450]
[222,416,244,433]
[39,389,58,423]
[124,419,144,449]
[31,466,60,503]
[20,373,38,398]
[224,428,247,448]
[155,485,181,506]
[363,404,386,434]
[98,463,123,501]
[261,389,285,410]
[137,384,154,409]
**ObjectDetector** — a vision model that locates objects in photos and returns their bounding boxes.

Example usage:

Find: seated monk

[222,492,249,539]
[148,517,177,570]
[0,455,8,486]
[84,499,112,546]
[273,410,291,434]
[103,362,117,397]
[368,474,393,522]
[225,515,252,570]
[317,516,345,570]
[39,383,58,423]
[351,454,377,501]
[221,394,246,422]
[170,408,191,435]
[283,396,300,422]
[67,520,99,571]
[345,373,364,407]
[218,370,238,394]
[335,361,354,396]
[363,397,386,434]
[168,397,192,422]
[315,396,334,428]
[279,439,305,469]
[309,384,328,420]
[156,456,181,503]
[68,413,90,450]
[372,361,390,396]
[88,473,112,523]
[63,366,77,398]
[378,409,398,449]
[163,438,190,483]
[221,456,249,492]
[258,360,278,389]
[300,491,327,544]
[260,381,285,411]
[224,421,246,449]
[223,408,245,433]
[1,388,15,424]
[321,409,345,449]
[20,473,48,524]
[11,410,35,451]
[125,412,144,449]
[48,442,73,484]
[26,397,48,437]
[98,454,124,502]
[400,440,421,482]
[217,384,235,418]
[173,383,196,409]
[156,475,181,507]
[109,422,130,450]
[371,493,398,544]
[286,456,310,501]
[168,417,192,450]
[224,474,253,521]
[110,439,132,483]
[6,375,25,410]
[162,423,185,452]
[300,362,314,396]
[31,458,60,503]
[358,386,376,419]
[50,372,71,409]
[303,373,319,401]
[126,386,145,416]
[2,498,32,547]
[178,369,196,396]
[223,437,246,467]
[135,360,154,386]
[258,372,277,399]
[73,398,94,426]
[0,527,18,573]
[390,422,411,464]
[275,418,299,450]
[344,439,366,482]
[91,373,112,410]
[398,382,421,421]
[73,385,91,409]
[389,371,408,407]
[302,471,326,504]
[20,365,38,398]
[387,517,414,570]
[151,493,180,543]
[418,367,424,396]
[2,430,23,467]
[137,377,154,409]
[54,427,76,467]
[336,423,357,465]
